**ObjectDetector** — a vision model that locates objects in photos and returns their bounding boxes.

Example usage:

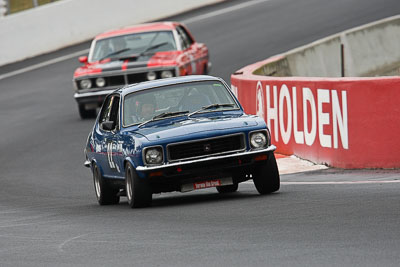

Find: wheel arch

[91,158,103,175]
[124,157,146,179]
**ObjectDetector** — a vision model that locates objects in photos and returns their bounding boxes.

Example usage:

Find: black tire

[92,163,120,205]
[216,183,238,193]
[252,153,280,194]
[78,104,97,119]
[125,163,152,208]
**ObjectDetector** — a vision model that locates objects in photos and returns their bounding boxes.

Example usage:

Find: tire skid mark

[0,219,62,228]
[58,233,91,253]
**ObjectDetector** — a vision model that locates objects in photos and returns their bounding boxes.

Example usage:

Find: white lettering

[255,83,348,150]
[279,85,292,144]
[292,87,304,144]
[266,85,279,142]
[256,82,264,119]
[303,87,317,146]
[317,89,332,148]
[332,90,348,149]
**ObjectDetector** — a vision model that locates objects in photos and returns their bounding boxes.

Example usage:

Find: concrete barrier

[0,0,223,67]
[231,16,400,169]
[252,15,400,77]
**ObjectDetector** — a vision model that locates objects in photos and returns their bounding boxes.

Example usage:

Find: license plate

[181,177,233,192]
[194,180,221,190]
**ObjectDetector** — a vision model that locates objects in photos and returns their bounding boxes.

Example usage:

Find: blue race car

[84,75,280,208]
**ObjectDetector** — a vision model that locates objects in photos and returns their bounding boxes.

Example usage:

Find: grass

[7,0,60,14]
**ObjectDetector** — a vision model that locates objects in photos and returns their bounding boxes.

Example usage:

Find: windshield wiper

[188,104,236,118]
[98,48,132,62]
[98,41,169,62]
[117,42,169,61]
[137,111,189,128]
[138,42,169,55]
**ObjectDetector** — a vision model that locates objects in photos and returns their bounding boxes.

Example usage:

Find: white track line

[183,0,271,24]
[0,49,89,81]
[0,0,269,81]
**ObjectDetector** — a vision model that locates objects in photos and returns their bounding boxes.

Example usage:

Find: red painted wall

[231,59,400,168]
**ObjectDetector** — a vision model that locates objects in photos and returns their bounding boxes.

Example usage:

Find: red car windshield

[89,31,177,62]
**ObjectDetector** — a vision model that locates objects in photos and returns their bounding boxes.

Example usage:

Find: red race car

[73,21,211,119]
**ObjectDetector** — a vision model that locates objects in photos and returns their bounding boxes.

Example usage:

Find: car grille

[167,134,245,162]
[77,69,175,89]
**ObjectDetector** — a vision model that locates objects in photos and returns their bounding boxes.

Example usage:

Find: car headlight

[144,147,163,165]
[147,71,157,81]
[250,132,267,149]
[161,70,173,79]
[95,77,106,87]
[80,79,92,89]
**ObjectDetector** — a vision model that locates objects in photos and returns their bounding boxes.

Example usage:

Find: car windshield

[123,81,240,127]
[89,31,177,62]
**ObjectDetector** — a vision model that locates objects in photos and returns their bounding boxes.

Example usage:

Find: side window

[99,95,120,131]
[109,96,120,129]
[176,26,193,50]
[178,26,194,45]
[99,96,113,124]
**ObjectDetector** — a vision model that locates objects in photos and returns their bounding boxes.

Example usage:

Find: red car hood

[74,51,182,78]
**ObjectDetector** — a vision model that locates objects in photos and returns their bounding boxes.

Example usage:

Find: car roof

[95,22,179,40]
[116,75,225,97]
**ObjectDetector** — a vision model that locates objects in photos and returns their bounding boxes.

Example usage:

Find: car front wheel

[125,163,152,208]
[92,163,120,205]
[252,153,280,194]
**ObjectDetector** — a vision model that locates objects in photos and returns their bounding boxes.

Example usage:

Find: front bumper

[74,89,116,101]
[140,145,276,193]
[74,89,116,107]
[136,145,276,172]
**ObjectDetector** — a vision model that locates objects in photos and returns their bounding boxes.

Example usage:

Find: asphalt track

[0,0,400,266]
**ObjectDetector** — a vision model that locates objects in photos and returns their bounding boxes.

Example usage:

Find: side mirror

[79,56,88,64]
[101,121,115,131]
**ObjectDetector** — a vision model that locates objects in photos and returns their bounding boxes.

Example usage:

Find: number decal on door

[107,142,117,170]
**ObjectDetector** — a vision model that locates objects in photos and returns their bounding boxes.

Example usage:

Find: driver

[135,93,156,121]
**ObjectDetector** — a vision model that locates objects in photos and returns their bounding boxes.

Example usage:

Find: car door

[176,25,199,75]
[98,94,124,178]
[181,24,209,75]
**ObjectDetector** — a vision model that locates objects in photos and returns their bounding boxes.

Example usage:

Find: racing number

[107,142,117,170]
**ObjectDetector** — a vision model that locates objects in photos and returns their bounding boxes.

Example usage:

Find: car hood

[130,115,259,141]
[74,51,181,77]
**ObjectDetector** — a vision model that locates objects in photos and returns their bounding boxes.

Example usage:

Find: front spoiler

[136,145,276,172]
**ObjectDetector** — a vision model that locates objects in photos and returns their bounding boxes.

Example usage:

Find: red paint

[147,51,180,67]
[231,58,400,169]
[254,155,268,161]
[74,22,209,79]
[121,60,129,71]
[95,22,179,40]
[74,66,102,78]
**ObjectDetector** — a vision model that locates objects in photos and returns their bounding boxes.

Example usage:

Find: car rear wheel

[125,163,152,208]
[216,183,238,193]
[92,163,120,205]
[252,153,280,194]
[78,104,97,119]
